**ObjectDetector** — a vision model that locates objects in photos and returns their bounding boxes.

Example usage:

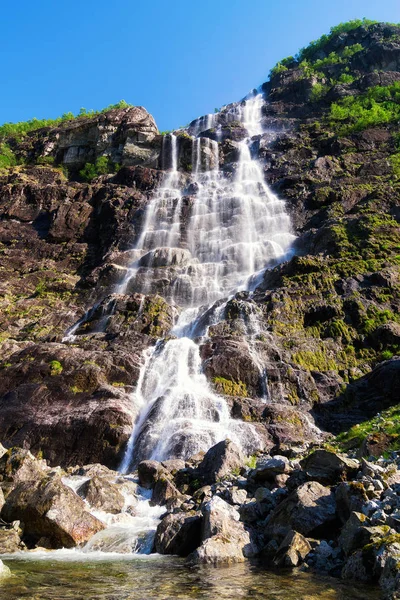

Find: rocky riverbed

[1,440,400,598]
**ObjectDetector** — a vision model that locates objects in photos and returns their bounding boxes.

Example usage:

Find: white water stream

[118,92,294,472]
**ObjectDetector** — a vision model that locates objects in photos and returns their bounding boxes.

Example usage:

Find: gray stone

[198,440,244,485]
[266,481,337,541]
[273,530,312,567]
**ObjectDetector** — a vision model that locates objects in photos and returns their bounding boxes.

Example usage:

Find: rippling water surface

[1,556,380,600]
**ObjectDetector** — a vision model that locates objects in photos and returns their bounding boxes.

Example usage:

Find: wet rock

[273,530,312,567]
[265,481,337,541]
[138,248,192,268]
[151,476,183,506]
[188,496,257,565]
[0,448,49,489]
[138,461,164,489]
[2,476,105,548]
[161,459,186,474]
[0,528,24,553]
[197,440,244,485]
[77,476,126,514]
[0,560,10,579]
[300,449,359,485]
[154,512,202,556]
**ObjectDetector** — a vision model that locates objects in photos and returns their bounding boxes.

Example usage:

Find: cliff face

[0,22,399,467]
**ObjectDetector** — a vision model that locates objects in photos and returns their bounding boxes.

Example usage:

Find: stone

[77,476,126,514]
[265,481,337,541]
[197,440,244,485]
[151,476,183,507]
[336,481,368,523]
[300,450,359,485]
[0,448,49,487]
[154,512,202,556]
[137,460,164,489]
[188,495,257,565]
[273,530,312,567]
[0,560,10,579]
[2,476,105,548]
[252,455,291,482]
[0,528,23,553]
[338,511,370,555]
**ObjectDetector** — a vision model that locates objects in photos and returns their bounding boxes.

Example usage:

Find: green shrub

[329,82,400,133]
[310,83,329,102]
[49,360,63,376]
[298,19,377,62]
[0,143,17,169]
[79,156,117,182]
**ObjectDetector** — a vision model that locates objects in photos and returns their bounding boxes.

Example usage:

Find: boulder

[338,511,370,555]
[0,528,23,553]
[273,530,312,567]
[0,560,10,579]
[151,477,183,507]
[77,476,125,514]
[265,481,337,541]
[154,512,202,556]
[300,450,359,485]
[0,448,49,487]
[188,496,256,565]
[2,476,105,548]
[336,481,369,523]
[197,440,244,485]
[252,455,292,482]
[138,460,164,489]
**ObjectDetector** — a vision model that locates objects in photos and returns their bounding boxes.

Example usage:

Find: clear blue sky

[3,0,400,131]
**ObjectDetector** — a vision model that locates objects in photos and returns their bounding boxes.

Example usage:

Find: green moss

[49,360,63,376]
[292,349,338,372]
[334,403,400,453]
[213,377,248,397]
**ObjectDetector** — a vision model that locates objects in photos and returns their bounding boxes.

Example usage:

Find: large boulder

[197,440,244,485]
[300,449,359,485]
[336,481,368,523]
[138,460,164,489]
[1,476,105,548]
[265,481,337,541]
[0,448,49,488]
[188,496,256,565]
[273,530,312,567]
[154,512,202,556]
[77,476,126,514]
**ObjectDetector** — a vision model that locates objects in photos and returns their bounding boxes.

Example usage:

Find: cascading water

[118,92,295,473]
[60,92,295,556]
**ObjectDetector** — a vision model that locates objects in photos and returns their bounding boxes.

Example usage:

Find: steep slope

[0,21,399,467]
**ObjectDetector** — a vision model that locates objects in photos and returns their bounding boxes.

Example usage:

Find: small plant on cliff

[0,143,17,170]
[49,360,63,376]
[79,156,117,182]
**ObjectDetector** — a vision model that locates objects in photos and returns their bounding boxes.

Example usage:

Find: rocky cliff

[0,21,399,468]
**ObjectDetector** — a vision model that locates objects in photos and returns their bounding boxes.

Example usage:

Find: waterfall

[118,92,295,472]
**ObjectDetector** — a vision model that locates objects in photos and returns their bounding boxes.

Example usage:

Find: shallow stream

[1,556,380,600]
